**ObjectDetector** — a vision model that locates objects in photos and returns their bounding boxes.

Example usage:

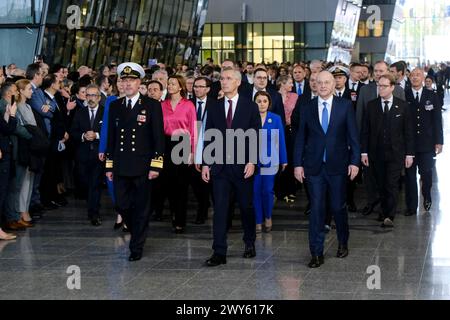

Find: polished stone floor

[0,96,449,301]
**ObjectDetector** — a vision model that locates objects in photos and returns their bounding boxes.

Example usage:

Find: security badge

[425,101,434,111]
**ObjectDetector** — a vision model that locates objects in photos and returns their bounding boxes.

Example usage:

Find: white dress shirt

[126,93,140,109]
[224,94,239,120]
[412,87,423,102]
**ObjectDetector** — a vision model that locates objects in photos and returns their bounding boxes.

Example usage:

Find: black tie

[415,91,420,103]
[90,109,95,129]
[338,92,342,97]
[127,99,132,110]
[197,101,203,121]
[383,101,390,115]
[352,83,356,91]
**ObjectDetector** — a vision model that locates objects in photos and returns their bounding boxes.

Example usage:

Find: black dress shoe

[424,200,432,211]
[55,197,68,207]
[174,227,185,234]
[205,254,227,267]
[308,255,324,268]
[42,202,58,210]
[404,209,415,216]
[361,203,375,216]
[113,221,123,230]
[347,202,357,212]
[151,214,163,221]
[91,218,102,227]
[122,225,129,232]
[243,244,256,258]
[337,245,349,258]
[128,252,142,261]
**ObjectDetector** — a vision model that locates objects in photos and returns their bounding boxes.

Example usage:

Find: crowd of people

[0,57,446,267]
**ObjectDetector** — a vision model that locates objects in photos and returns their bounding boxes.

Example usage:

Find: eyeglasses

[86,94,100,97]
[193,85,208,89]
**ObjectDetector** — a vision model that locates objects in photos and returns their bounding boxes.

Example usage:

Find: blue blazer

[28,86,54,135]
[99,95,118,153]
[259,112,287,168]
[293,97,360,176]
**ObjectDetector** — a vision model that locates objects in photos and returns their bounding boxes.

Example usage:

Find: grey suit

[355,82,405,208]
[356,82,405,134]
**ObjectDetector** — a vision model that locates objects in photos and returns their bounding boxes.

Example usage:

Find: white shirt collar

[126,93,140,109]
[252,87,266,99]
[224,94,239,117]
[88,105,99,113]
[318,96,333,108]
[335,88,345,96]
[412,87,423,99]
[381,95,394,110]
[44,90,55,100]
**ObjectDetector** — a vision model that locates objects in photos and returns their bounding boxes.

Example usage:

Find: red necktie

[226,100,233,128]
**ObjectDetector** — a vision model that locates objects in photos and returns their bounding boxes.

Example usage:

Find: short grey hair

[152,69,168,80]
[86,84,101,95]
[221,66,241,82]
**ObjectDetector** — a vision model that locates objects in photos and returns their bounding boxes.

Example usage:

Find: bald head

[410,67,425,90]
[317,71,336,99]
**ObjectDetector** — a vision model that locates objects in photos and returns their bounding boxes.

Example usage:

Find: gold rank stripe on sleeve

[106,160,114,169]
[151,156,164,169]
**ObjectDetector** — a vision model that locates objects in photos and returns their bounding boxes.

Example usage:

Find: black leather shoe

[151,214,163,221]
[347,203,357,212]
[205,254,227,267]
[243,245,256,258]
[404,209,415,216]
[424,200,432,211]
[128,252,142,261]
[337,245,349,258]
[42,202,58,210]
[122,225,129,232]
[113,221,123,230]
[55,197,68,207]
[308,255,324,268]
[91,218,102,227]
[361,203,375,216]
[174,227,185,234]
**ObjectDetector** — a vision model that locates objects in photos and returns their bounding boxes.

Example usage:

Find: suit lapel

[231,98,243,129]
[327,98,338,134]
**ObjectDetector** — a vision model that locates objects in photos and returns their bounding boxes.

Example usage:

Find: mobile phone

[11,95,15,106]
[2,65,6,76]
[70,95,76,102]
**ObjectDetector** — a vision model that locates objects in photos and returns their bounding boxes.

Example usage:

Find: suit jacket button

[120,148,124,152]
[121,136,124,139]
[121,129,124,132]
[132,142,135,145]
[132,148,135,152]
[417,131,420,134]
[121,142,124,145]
[132,135,136,138]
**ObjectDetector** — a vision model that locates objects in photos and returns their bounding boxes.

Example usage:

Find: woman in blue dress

[98,77,127,230]
[253,91,288,233]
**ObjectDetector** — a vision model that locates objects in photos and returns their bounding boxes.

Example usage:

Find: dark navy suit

[293,96,360,256]
[203,95,261,256]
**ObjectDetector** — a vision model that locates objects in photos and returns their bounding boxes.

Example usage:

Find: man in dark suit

[294,71,360,268]
[191,76,214,224]
[361,74,415,227]
[356,61,406,216]
[390,61,411,92]
[71,84,105,226]
[208,60,252,100]
[291,65,311,99]
[106,62,165,261]
[242,68,286,125]
[404,68,443,215]
[202,67,261,267]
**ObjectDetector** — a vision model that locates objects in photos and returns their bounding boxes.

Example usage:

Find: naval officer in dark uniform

[105,62,165,261]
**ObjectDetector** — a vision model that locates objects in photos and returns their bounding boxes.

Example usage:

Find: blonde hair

[15,79,32,102]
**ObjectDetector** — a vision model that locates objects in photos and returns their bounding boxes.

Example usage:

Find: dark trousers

[363,165,380,206]
[307,164,348,256]
[0,151,12,225]
[78,153,104,218]
[40,152,61,204]
[211,166,256,256]
[405,152,435,211]
[114,175,152,255]
[372,159,403,220]
[190,167,211,221]
[276,126,297,198]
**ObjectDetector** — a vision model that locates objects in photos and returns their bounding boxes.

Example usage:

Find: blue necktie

[197,101,203,121]
[322,102,329,162]
[297,83,303,96]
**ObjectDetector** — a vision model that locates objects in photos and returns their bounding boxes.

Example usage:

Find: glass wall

[199,21,333,64]
[42,0,208,69]
[0,0,209,69]
[0,0,44,67]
